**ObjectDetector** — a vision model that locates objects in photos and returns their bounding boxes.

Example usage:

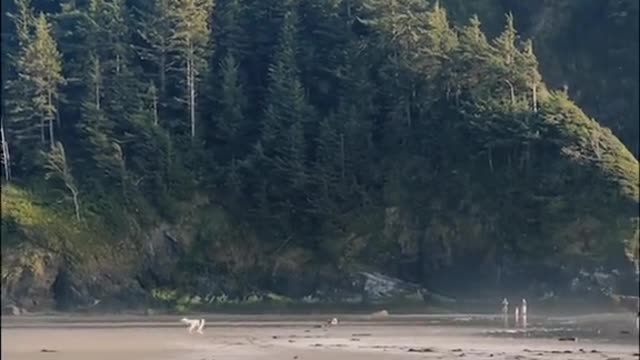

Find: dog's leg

[197,319,205,334]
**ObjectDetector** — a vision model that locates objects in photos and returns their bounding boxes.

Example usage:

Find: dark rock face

[193,275,223,295]
[51,268,89,311]
[2,242,153,312]
[271,270,318,300]
[137,224,186,289]
[1,246,61,310]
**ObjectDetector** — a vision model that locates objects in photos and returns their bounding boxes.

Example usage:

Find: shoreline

[3,295,637,318]
[2,314,638,360]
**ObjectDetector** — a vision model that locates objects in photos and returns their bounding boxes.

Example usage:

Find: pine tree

[207,0,251,141]
[337,42,378,197]
[244,0,290,109]
[52,0,97,129]
[30,14,66,148]
[421,1,458,79]
[261,10,309,180]
[8,12,65,154]
[360,0,454,148]
[453,15,501,172]
[136,0,172,103]
[520,39,542,112]
[88,0,129,75]
[87,0,142,123]
[119,108,172,199]
[310,112,343,216]
[216,53,248,163]
[493,13,517,66]
[256,9,313,235]
[492,13,519,106]
[454,14,493,91]
[75,99,123,187]
[214,0,250,62]
[9,0,34,48]
[296,0,355,112]
[168,0,214,139]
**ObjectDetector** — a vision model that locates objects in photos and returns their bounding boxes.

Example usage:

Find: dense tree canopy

[1,0,638,297]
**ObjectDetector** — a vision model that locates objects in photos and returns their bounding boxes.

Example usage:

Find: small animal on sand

[180,317,206,334]
[326,318,339,326]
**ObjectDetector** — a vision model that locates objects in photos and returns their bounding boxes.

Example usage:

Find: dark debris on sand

[407,347,435,353]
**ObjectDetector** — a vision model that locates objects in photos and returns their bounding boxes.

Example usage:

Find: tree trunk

[532,82,537,113]
[95,59,101,110]
[1,119,10,182]
[48,119,55,149]
[190,65,196,138]
[41,118,46,144]
[96,86,100,109]
[406,86,413,128]
[153,91,159,125]
[159,50,167,95]
[71,189,81,221]
[488,146,494,173]
[48,91,55,149]
[188,41,196,139]
[504,80,515,106]
[340,133,346,184]
[56,97,62,129]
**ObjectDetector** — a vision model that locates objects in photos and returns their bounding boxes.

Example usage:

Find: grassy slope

[1,185,141,308]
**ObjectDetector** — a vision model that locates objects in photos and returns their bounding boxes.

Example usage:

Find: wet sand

[2,313,638,359]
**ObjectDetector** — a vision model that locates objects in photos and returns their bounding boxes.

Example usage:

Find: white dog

[180,317,206,334]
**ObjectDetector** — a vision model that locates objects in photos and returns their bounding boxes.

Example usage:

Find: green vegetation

[2,185,89,254]
[440,0,640,156]
[0,0,637,309]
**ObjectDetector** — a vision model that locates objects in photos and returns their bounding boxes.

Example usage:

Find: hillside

[0,0,638,312]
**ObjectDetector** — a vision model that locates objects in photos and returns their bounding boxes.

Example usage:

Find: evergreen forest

[1,0,638,311]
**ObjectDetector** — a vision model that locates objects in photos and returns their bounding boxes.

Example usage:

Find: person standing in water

[502,298,509,328]
[521,299,528,329]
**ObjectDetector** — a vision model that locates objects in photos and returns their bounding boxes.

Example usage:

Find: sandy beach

[2,313,638,359]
